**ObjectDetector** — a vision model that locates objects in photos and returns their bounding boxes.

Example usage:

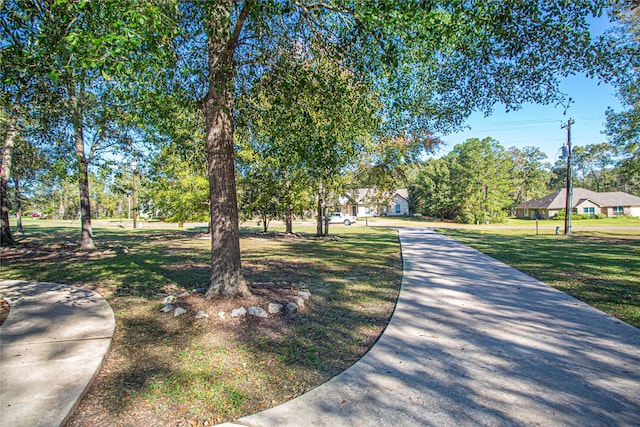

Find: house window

[613,206,624,216]
[364,206,370,215]
[583,207,595,215]
[395,204,401,214]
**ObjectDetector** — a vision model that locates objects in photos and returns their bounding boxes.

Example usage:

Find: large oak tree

[175,0,636,298]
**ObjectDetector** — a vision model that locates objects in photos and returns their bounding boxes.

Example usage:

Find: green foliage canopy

[508,146,550,208]
[605,5,640,178]
[412,138,515,223]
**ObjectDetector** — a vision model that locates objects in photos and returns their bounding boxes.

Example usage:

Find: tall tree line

[411,137,518,224]
[410,138,639,223]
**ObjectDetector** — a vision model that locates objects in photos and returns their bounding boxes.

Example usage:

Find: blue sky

[438,13,623,164]
[439,75,622,163]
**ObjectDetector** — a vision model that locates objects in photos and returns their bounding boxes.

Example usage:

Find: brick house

[515,188,640,219]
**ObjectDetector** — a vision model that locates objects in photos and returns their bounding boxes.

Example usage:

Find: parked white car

[328,212,357,226]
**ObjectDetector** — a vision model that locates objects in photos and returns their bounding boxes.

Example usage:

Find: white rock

[298,290,311,300]
[174,307,187,317]
[231,307,247,318]
[195,311,209,319]
[163,295,176,304]
[286,302,298,313]
[276,281,288,286]
[160,304,173,313]
[268,302,284,314]
[218,311,226,319]
[292,296,305,306]
[248,306,268,318]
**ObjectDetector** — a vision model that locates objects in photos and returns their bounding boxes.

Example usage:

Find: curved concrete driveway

[0,280,114,427]
[223,228,640,426]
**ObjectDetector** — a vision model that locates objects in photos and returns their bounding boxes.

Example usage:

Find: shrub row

[553,212,606,220]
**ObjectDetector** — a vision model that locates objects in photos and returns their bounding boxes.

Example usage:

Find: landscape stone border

[158,286,312,320]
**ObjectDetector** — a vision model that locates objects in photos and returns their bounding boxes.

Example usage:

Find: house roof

[395,188,409,201]
[516,188,640,210]
[575,198,603,207]
[340,188,409,205]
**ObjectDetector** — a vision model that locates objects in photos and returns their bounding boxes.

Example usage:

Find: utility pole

[562,118,575,235]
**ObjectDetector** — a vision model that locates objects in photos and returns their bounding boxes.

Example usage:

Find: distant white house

[334,188,410,217]
[515,188,640,219]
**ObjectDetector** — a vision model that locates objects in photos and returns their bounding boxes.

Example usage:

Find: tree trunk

[261,213,269,232]
[76,138,95,250]
[316,191,323,237]
[284,173,293,234]
[70,82,95,250]
[1,106,17,247]
[14,179,23,234]
[592,172,601,193]
[285,203,293,234]
[58,191,65,220]
[74,117,95,249]
[203,7,250,299]
[324,205,330,236]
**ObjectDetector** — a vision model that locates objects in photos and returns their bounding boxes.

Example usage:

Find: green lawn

[503,216,640,227]
[3,217,639,423]
[360,214,640,228]
[1,220,402,425]
[438,227,640,328]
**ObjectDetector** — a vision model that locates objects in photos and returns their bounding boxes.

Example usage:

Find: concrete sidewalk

[0,280,114,427]
[222,228,640,426]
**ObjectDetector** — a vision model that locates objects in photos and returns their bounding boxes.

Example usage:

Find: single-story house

[335,188,410,217]
[515,188,640,219]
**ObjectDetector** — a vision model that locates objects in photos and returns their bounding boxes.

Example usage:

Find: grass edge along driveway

[438,227,640,329]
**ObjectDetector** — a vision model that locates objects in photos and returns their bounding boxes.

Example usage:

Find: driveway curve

[222,228,640,426]
[0,280,114,427]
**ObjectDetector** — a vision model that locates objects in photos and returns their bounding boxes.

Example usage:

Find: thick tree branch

[228,0,252,52]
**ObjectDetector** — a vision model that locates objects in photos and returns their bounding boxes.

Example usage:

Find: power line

[465,116,605,133]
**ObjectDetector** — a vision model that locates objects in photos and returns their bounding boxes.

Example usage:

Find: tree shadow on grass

[6,224,405,424]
